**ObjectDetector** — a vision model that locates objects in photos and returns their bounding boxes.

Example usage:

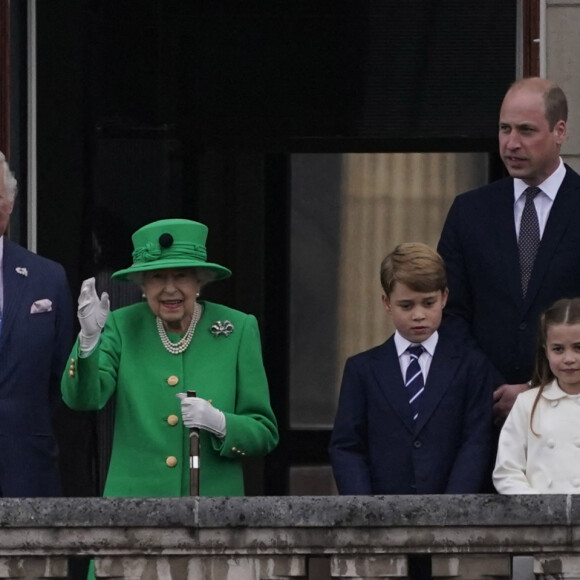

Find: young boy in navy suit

[329,242,495,494]
[329,242,496,577]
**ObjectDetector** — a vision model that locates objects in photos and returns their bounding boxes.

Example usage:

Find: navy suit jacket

[0,238,73,496]
[329,333,495,495]
[437,165,580,384]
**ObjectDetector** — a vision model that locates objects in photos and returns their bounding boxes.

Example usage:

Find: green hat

[112,219,232,281]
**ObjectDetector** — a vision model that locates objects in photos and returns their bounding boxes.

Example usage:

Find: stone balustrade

[0,494,578,579]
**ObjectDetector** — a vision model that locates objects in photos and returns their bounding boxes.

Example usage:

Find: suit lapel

[413,337,459,433]
[523,168,580,311]
[370,338,415,433]
[1,240,29,342]
[493,180,523,303]
[370,336,461,435]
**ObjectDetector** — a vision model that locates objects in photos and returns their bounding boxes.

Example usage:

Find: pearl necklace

[156,303,202,355]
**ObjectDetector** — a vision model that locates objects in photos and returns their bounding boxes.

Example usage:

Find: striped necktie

[405,344,425,421]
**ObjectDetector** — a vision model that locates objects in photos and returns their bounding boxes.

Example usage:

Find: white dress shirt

[394,330,439,382]
[513,157,566,239]
[493,379,580,494]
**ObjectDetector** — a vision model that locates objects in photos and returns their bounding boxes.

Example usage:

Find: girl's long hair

[529,298,580,435]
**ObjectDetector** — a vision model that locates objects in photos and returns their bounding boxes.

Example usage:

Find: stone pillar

[0,557,67,579]
[330,554,408,578]
[95,555,306,580]
[432,554,511,580]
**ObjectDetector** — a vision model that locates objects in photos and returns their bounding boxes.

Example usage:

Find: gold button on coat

[167,375,179,386]
[166,456,178,467]
[167,415,179,426]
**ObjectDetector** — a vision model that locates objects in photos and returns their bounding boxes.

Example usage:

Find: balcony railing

[0,494,577,579]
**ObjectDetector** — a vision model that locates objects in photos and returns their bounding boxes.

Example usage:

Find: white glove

[176,393,227,438]
[77,277,110,355]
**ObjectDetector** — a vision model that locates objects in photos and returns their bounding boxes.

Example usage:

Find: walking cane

[187,390,200,496]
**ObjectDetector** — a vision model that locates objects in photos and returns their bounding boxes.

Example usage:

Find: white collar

[541,378,580,400]
[394,330,439,358]
[513,157,565,202]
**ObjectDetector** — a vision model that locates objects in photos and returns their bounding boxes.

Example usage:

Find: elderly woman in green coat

[61,218,278,498]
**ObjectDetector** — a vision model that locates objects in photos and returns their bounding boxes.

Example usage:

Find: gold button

[167,376,179,386]
[232,446,237,452]
[68,370,75,377]
[166,456,178,467]
[167,415,179,426]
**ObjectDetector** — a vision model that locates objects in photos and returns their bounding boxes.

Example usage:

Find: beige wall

[336,153,488,377]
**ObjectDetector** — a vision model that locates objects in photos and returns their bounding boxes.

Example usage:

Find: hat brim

[111,259,232,282]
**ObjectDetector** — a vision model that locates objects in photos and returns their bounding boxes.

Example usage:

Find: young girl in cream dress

[494,297,580,493]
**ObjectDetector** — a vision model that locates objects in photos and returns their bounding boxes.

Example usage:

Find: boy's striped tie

[405,344,425,421]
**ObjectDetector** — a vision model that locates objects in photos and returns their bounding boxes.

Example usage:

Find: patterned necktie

[405,344,425,421]
[518,186,541,297]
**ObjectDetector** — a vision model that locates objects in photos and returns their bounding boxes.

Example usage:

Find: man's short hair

[544,84,568,130]
[508,77,568,130]
[380,242,447,296]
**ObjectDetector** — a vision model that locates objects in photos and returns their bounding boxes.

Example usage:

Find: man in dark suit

[0,152,73,496]
[437,77,580,422]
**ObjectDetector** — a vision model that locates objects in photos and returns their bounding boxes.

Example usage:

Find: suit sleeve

[438,197,507,389]
[214,314,279,458]
[445,351,495,493]
[328,357,372,494]
[437,197,477,344]
[61,311,121,411]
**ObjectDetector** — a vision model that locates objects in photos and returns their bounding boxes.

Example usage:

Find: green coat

[61,301,278,497]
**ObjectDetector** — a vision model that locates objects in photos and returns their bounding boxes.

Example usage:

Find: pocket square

[30,299,53,314]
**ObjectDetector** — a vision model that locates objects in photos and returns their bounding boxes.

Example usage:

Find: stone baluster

[330,554,408,578]
[535,554,580,580]
[95,555,306,580]
[432,554,511,579]
[0,557,67,579]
